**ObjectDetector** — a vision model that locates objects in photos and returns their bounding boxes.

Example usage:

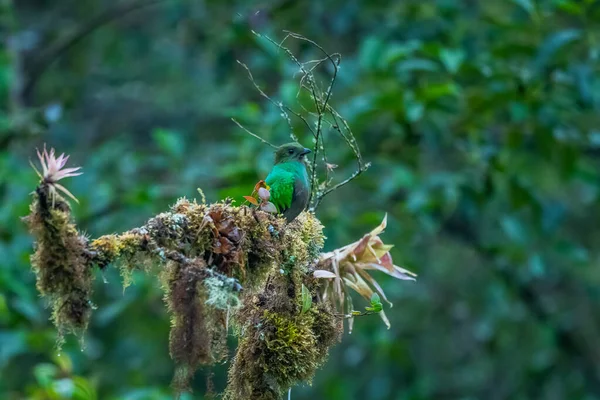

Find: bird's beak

[301,148,312,156]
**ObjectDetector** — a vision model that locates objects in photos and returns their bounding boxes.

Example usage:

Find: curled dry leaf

[253,179,269,192]
[243,196,259,206]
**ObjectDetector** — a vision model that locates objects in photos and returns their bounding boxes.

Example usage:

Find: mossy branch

[26,179,415,398]
[25,144,414,400]
[25,175,342,397]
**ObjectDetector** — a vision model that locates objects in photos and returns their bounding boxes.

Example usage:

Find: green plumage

[265,143,311,222]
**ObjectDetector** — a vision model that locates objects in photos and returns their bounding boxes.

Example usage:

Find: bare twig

[313,164,371,209]
[231,118,277,149]
[235,60,315,141]
[241,31,367,210]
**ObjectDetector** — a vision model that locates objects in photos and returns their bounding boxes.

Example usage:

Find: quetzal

[265,143,312,222]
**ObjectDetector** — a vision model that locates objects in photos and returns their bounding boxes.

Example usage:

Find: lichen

[204,275,241,310]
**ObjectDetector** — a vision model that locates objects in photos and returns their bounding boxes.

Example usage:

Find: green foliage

[3,0,600,398]
[300,284,312,315]
[366,293,382,314]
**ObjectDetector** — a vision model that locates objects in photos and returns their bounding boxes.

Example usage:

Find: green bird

[265,142,312,222]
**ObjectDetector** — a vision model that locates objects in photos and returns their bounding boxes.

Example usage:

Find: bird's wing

[281,175,310,221]
[265,166,295,213]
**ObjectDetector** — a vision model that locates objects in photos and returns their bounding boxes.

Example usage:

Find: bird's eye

[288,149,294,154]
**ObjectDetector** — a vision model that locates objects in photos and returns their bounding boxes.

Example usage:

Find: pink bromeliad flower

[30,145,82,206]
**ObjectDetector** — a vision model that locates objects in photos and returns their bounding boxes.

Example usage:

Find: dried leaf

[54,183,79,204]
[254,179,269,192]
[342,275,373,301]
[370,213,388,236]
[358,262,417,281]
[378,310,391,329]
[213,236,234,255]
[313,270,337,279]
[318,213,416,332]
[243,196,259,206]
[351,234,371,258]
[356,267,392,306]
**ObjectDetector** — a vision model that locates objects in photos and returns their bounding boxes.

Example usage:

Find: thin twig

[313,163,371,209]
[231,118,277,149]
[243,31,367,210]
[264,32,341,204]
[236,60,315,140]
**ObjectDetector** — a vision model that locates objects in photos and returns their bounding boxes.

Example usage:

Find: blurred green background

[3,0,600,399]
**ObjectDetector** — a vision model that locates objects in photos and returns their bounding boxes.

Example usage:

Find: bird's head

[274,143,312,164]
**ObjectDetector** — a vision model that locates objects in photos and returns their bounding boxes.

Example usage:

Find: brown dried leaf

[313,270,337,279]
[243,196,259,206]
[254,179,268,192]
[213,236,234,255]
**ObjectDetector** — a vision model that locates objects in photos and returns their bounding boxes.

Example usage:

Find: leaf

[358,262,417,281]
[313,270,337,279]
[243,196,259,206]
[367,293,383,313]
[54,183,80,204]
[396,59,439,74]
[378,309,391,329]
[511,0,535,14]
[152,128,184,157]
[254,179,268,192]
[439,48,465,74]
[301,284,312,314]
[370,213,388,236]
[534,29,581,71]
[355,267,393,306]
[72,376,97,400]
[359,36,385,70]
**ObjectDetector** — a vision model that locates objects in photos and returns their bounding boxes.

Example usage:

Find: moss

[25,188,94,341]
[222,206,281,288]
[90,232,155,288]
[261,311,319,385]
[225,304,335,399]
[161,259,212,392]
[311,302,342,356]
[281,212,325,275]
[27,185,340,398]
